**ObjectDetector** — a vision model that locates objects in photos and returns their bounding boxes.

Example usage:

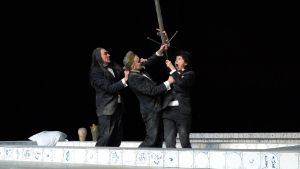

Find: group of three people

[89,44,195,148]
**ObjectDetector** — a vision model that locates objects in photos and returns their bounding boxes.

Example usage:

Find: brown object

[78,127,87,141]
[90,124,98,141]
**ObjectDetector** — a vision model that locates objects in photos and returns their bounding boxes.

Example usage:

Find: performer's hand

[124,70,129,81]
[140,58,147,63]
[157,44,168,55]
[167,76,175,84]
[165,60,175,71]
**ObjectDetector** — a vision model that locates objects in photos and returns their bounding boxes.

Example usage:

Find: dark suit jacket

[90,65,126,116]
[163,70,195,118]
[128,53,167,121]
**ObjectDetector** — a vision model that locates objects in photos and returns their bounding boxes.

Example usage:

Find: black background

[1,1,299,141]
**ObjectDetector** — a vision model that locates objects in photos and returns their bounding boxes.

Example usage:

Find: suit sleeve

[172,71,195,88]
[90,69,126,94]
[129,74,167,96]
[143,53,164,69]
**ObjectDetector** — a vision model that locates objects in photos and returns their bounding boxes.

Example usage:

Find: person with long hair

[90,47,129,147]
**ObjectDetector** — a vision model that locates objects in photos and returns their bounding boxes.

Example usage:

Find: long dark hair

[90,47,123,79]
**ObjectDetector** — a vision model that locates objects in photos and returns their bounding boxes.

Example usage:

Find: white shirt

[104,65,127,103]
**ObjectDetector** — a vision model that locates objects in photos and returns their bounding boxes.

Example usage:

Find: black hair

[90,47,122,80]
[175,50,191,64]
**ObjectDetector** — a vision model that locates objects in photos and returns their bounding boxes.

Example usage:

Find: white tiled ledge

[2,140,299,148]
[55,141,300,150]
[0,146,299,168]
[189,132,300,139]
[188,138,300,143]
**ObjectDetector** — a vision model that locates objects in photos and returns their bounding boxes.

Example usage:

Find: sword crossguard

[147,30,178,47]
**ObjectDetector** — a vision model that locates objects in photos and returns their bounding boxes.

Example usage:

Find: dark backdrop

[1,1,299,141]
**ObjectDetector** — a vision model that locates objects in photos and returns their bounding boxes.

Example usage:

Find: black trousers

[139,111,163,148]
[95,104,123,147]
[163,106,191,148]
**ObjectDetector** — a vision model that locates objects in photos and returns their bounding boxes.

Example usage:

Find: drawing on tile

[150,151,163,166]
[110,150,122,164]
[243,152,260,169]
[5,148,13,159]
[86,150,97,163]
[42,149,52,162]
[65,150,70,161]
[33,149,42,161]
[23,149,32,160]
[136,151,149,166]
[164,151,178,168]
[261,153,279,169]
[13,148,21,160]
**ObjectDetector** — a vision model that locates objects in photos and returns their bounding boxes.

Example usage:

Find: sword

[154,0,169,46]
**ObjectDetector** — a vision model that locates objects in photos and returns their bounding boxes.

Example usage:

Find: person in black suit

[123,44,175,147]
[162,50,195,148]
[90,47,129,147]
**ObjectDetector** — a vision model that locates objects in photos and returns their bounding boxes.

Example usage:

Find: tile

[97,149,110,165]
[52,148,64,162]
[0,147,4,160]
[110,149,122,165]
[149,150,163,167]
[178,150,193,168]
[226,152,242,169]
[4,148,14,161]
[260,152,279,169]
[63,148,75,163]
[13,148,22,161]
[122,149,136,166]
[42,148,53,162]
[279,153,298,169]
[242,152,260,169]
[22,148,33,161]
[209,151,226,169]
[194,151,209,168]
[32,148,43,161]
[86,149,97,164]
[74,148,86,163]
[136,150,149,166]
[164,150,178,168]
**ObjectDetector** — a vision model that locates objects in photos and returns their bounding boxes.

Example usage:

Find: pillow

[29,131,67,146]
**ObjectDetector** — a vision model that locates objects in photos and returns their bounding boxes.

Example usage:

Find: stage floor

[1,133,299,169]
[0,161,169,169]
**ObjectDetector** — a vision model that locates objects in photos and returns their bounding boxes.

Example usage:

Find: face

[131,55,143,70]
[175,56,187,70]
[100,48,110,65]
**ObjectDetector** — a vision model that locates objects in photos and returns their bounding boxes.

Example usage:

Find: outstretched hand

[165,60,175,71]
[157,44,168,55]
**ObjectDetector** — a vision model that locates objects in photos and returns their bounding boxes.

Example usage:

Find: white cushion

[28,131,67,146]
